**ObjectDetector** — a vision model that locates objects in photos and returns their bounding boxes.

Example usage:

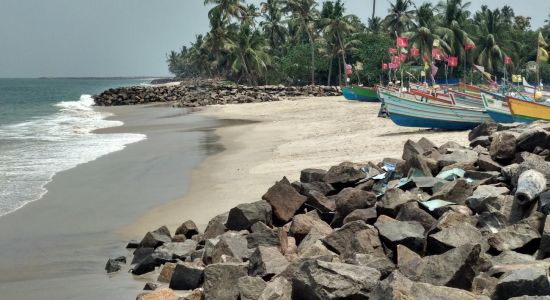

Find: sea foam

[0,95,146,217]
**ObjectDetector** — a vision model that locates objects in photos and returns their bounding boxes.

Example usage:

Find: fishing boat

[341,85,380,102]
[522,78,550,98]
[481,91,515,123]
[379,87,491,130]
[448,89,484,108]
[508,95,550,122]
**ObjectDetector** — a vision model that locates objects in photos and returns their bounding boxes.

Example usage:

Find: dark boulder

[203,212,229,239]
[396,202,437,232]
[490,132,517,162]
[333,187,376,217]
[494,267,550,299]
[323,220,384,258]
[300,168,327,183]
[139,226,172,248]
[248,246,289,278]
[105,256,126,273]
[430,178,474,205]
[225,200,272,231]
[169,262,205,290]
[237,276,267,300]
[378,188,418,217]
[323,162,366,189]
[375,217,425,254]
[305,190,336,213]
[203,263,248,299]
[343,207,378,225]
[175,220,199,239]
[263,177,307,223]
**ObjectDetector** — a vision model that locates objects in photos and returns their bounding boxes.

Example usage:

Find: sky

[0,0,548,78]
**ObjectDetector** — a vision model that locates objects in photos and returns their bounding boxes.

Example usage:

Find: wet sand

[123,96,469,236]
[0,105,236,299]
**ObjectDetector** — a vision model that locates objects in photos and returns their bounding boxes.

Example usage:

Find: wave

[0,95,146,217]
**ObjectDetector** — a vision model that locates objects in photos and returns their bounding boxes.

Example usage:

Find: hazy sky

[0,0,548,78]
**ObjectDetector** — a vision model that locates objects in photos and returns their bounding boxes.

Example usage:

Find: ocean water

[0,78,148,217]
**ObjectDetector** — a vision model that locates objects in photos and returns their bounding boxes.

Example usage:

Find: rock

[470,136,491,148]
[343,207,378,225]
[175,220,199,239]
[378,188,418,217]
[516,128,548,152]
[182,288,204,300]
[466,185,510,213]
[402,139,426,161]
[478,154,503,172]
[300,168,327,183]
[438,149,478,168]
[136,288,180,300]
[469,121,499,141]
[348,253,396,278]
[246,222,284,249]
[322,220,384,258]
[289,213,332,243]
[126,240,140,249]
[172,234,187,242]
[152,240,198,261]
[238,276,267,300]
[105,256,126,273]
[158,262,177,283]
[305,190,336,213]
[263,177,307,223]
[430,178,474,205]
[333,187,376,217]
[323,162,366,189]
[427,222,486,254]
[210,232,249,263]
[369,270,486,300]
[131,247,154,265]
[494,267,550,299]
[203,263,248,300]
[375,218,425,254]
[488,223,541,253]
[471,273,498,297]
[407,154,434,177]
[131,255,158,275]
[258,276,292,300]
[490,132,517,162]
[140,226,172,248]
[249,246,289,278]
[143,282,159,291]
[515,170,547,205]
[292,181,334,196]
[418,137,437,152]
[169,262,205,290]
[396,202,437,231]
[204,212,229,239]
[539,217,550,258]
[225,200,272,231]
[292,260,381,299]
[491,250,535,266]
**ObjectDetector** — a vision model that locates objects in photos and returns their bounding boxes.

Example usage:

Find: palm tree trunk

[302,18,315,85]
[372,0,376,20]
[327,55,333,86]
[338,34,348,85]
[338,58,342,86]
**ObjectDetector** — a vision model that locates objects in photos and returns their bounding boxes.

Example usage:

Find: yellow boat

[507,96,550,122]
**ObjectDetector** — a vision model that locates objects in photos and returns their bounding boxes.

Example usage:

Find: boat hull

[342,86,380,102]
[481,92,516,123]
[508,96,550,121]
[381,90,490,130]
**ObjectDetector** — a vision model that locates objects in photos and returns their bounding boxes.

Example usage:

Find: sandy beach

[122,96,469,237]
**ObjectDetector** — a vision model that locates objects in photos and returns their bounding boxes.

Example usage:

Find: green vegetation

[167,0,550,85]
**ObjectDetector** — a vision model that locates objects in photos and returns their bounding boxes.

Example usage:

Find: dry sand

[121,96,469,237]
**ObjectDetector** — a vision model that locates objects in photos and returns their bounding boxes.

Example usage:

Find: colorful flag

[355,62,363,71]
[411,47,420,58]
[388,47,397,54]
[539,32,548,48]
[389,63,398,69]
[382,63,388,70]
[512,75,522,83]
[391,55,401,65]
[431,48,442,60]
[397,36,409,48]
[504,56,512,65]
[399,53,407,62]
[345,64,353,75]
[464,42,475,51]
[420,70,426,77]
[433,39,440,47]
[538,48,549,63]
[447,56,458,67]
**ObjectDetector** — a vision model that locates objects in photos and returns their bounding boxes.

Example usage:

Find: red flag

[382,63,388,70]
[504,56,512,65]
[432,48,442,60]
[399,53,407,62]
[396,36,409,48]
[389,63,398,69]
[464,43,475,51]
[391,56,401,66]
[447,56,458,67]
[388,47,397,54]
[411,47,419,58]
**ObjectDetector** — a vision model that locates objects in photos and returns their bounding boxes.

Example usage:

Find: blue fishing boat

[480,91,515,123]
[342,86,380,102]
[379,87,491,130]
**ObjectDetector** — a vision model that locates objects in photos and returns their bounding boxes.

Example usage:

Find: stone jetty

[92,79,342,107]
[107,121,550,300]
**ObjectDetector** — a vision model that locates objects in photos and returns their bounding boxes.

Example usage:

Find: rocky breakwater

[107,120,550,300]
[93,79,341,107]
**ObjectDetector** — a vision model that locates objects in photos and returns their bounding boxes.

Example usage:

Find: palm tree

[367,17,383,35]
[437,0,471,27]
[204,0,245,24]
[203,8,237,75]
[241,4,260,27]
[322,0,355,75]
[415,3,435,29]
[230,25,271,85]
[283,0,319,84]
[383,0,415,36]
[188,35,213,76]
[473,6,511,73]
[260,0,288,50]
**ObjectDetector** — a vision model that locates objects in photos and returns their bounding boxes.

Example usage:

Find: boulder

[430,178,474,205]
[406,154,434,177]
[322,220,384,258]
[131,255,158,275]
[152,240,198,261]
[488,223,541,253]
[466,185,510,213]
[204,212,229,239]
[477,154,503,172]
[418,137,437,152]
[490,132,517,162]
[292,260,381,299]
[105,256,126,273]
[396,202,437,231]
[539,216,550,258]
[225,200,272,231]
[136,288,180,300]
[246,221,284,249]
[258,277,292,300]
[402,139,426,161]
[378,188,418,217]
[289,213,332,243]
[263,177,307,223]
[343,207,378,225]
[210,232,249,263]
[238,276,267,300]
[471,273,498,297]
[169,262,205,290]
[469,121,499,141]
[292,181,334,196]
[516,128,548,152]
[375,218,425,254]
[157,262,177,283]
[347,253,396,278]
[140,226,172,248]
[300,168,327,183]
[438,149,478,168]
[203,263,248,300]
[305,190,336,213]
[175,220,199,239]
[427,222,486,254]
[333,188,376,217]
[248,246,289,278]
[470,136,491,148]
[494,267,550,299]
[131,247,154,265]
[143,282,159,291]
[323,162,366,189]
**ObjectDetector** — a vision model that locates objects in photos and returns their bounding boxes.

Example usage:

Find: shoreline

[121,96,470,237]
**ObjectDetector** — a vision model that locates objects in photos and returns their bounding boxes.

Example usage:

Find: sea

[0,78,149,217]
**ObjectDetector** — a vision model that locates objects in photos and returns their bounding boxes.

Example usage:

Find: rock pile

[92,79,341,107]
[110,121,550,300]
